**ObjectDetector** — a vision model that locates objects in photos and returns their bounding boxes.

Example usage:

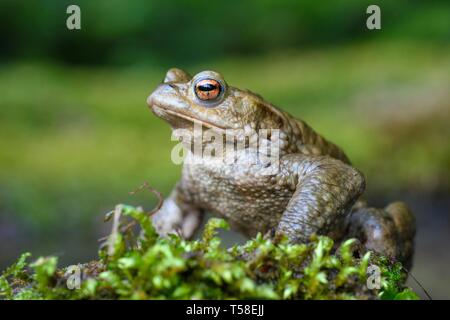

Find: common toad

[146,68,415,268]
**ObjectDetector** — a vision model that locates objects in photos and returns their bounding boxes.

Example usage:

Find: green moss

[0,204,418,300]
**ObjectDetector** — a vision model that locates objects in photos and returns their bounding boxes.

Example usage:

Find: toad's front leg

[276,155,365,242]
[151,182,204,239]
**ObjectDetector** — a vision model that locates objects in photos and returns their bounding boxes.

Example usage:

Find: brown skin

[146,68,416,268]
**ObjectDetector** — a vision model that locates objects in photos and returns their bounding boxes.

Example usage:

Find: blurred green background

[0,0,449,298]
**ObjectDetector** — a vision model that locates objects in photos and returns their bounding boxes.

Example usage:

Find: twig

[98,182,164,242]
[402,266,433,300]
[107,204,122,256]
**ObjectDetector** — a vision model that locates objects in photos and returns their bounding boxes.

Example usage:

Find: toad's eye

[194,79,222,101]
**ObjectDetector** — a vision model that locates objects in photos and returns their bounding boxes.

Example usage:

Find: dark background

[0,0,449,298]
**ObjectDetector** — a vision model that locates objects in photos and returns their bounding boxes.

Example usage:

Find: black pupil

[198,83,218,92]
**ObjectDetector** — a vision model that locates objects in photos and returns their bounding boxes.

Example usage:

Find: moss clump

[0,204,419,300]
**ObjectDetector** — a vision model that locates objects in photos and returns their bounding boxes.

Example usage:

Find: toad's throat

[153,105,227,132]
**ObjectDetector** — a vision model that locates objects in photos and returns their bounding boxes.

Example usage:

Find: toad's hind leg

[346,202,416,269]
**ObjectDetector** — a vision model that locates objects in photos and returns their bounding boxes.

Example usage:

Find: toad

[146,68,415,268]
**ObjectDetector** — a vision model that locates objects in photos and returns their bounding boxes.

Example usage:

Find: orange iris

[195,79,221,101]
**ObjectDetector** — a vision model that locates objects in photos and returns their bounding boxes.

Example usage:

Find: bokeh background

[0,0,449,298]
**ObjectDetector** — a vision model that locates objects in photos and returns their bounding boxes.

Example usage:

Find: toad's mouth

[151,105,227,133]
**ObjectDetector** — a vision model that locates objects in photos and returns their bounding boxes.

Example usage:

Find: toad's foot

[346,202,415,269]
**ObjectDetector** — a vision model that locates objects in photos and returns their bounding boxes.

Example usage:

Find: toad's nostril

[146,83,177,107]
[159,83,176,92]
